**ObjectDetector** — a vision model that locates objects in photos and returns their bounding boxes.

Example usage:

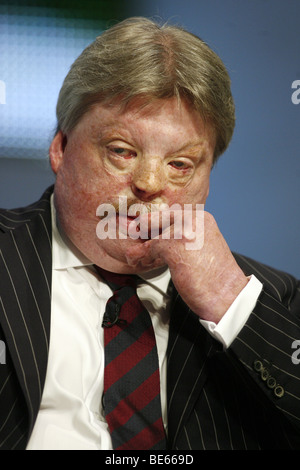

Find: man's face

[50,96,216,273]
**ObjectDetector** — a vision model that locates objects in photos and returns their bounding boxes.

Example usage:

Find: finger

[136,209,184,240]
[125,239,165,268]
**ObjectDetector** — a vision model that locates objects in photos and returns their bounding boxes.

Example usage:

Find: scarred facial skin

[50,97,215,273]
[50,96,248,323]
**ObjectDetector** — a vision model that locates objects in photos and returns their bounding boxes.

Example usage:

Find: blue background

[0,0,299,276]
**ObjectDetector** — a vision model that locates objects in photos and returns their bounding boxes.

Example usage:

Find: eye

[108,147,137,159]
[168,160,191,170]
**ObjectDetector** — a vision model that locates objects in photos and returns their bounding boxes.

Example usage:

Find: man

[0,17,300,450]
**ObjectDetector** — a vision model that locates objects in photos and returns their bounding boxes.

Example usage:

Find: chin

[92,238,164,274]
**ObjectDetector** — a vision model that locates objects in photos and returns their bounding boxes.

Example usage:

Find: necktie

[95,266,166,450]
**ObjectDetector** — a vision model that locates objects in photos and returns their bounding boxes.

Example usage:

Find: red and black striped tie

[95,266,166,450]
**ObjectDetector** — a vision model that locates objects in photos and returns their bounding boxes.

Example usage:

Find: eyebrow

[98,125,133,142]
[171,140,208,155]
[98,124,209,156]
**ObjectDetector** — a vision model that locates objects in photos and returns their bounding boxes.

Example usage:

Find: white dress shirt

[26,197,262,450]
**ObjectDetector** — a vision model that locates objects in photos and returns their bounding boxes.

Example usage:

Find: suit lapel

[0,189,52,437]
[166,285,219,449]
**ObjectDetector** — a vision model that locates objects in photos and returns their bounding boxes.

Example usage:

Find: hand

[125,209,248,323]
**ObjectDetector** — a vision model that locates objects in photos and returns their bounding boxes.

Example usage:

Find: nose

[131,157,165,202]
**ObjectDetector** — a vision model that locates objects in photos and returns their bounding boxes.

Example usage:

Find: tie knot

[95,266,137,291]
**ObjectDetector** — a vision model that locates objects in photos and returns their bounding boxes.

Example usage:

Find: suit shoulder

[233,252,299,306]
[0,186,53,232]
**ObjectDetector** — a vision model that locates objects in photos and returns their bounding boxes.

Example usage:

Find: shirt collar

[51,195,171,295]
[138,266,171,297]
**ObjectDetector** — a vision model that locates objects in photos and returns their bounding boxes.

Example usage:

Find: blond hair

[56,17,235,161]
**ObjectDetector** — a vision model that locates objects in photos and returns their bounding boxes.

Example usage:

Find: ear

[49,130,67,174]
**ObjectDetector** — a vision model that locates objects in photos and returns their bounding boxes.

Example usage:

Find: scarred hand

[125,209,248,323]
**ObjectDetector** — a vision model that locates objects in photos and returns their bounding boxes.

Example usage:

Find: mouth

[117,213,150,240]
[96,199,170,242]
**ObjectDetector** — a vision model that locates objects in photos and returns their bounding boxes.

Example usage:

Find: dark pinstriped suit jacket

[1,187,300,450]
